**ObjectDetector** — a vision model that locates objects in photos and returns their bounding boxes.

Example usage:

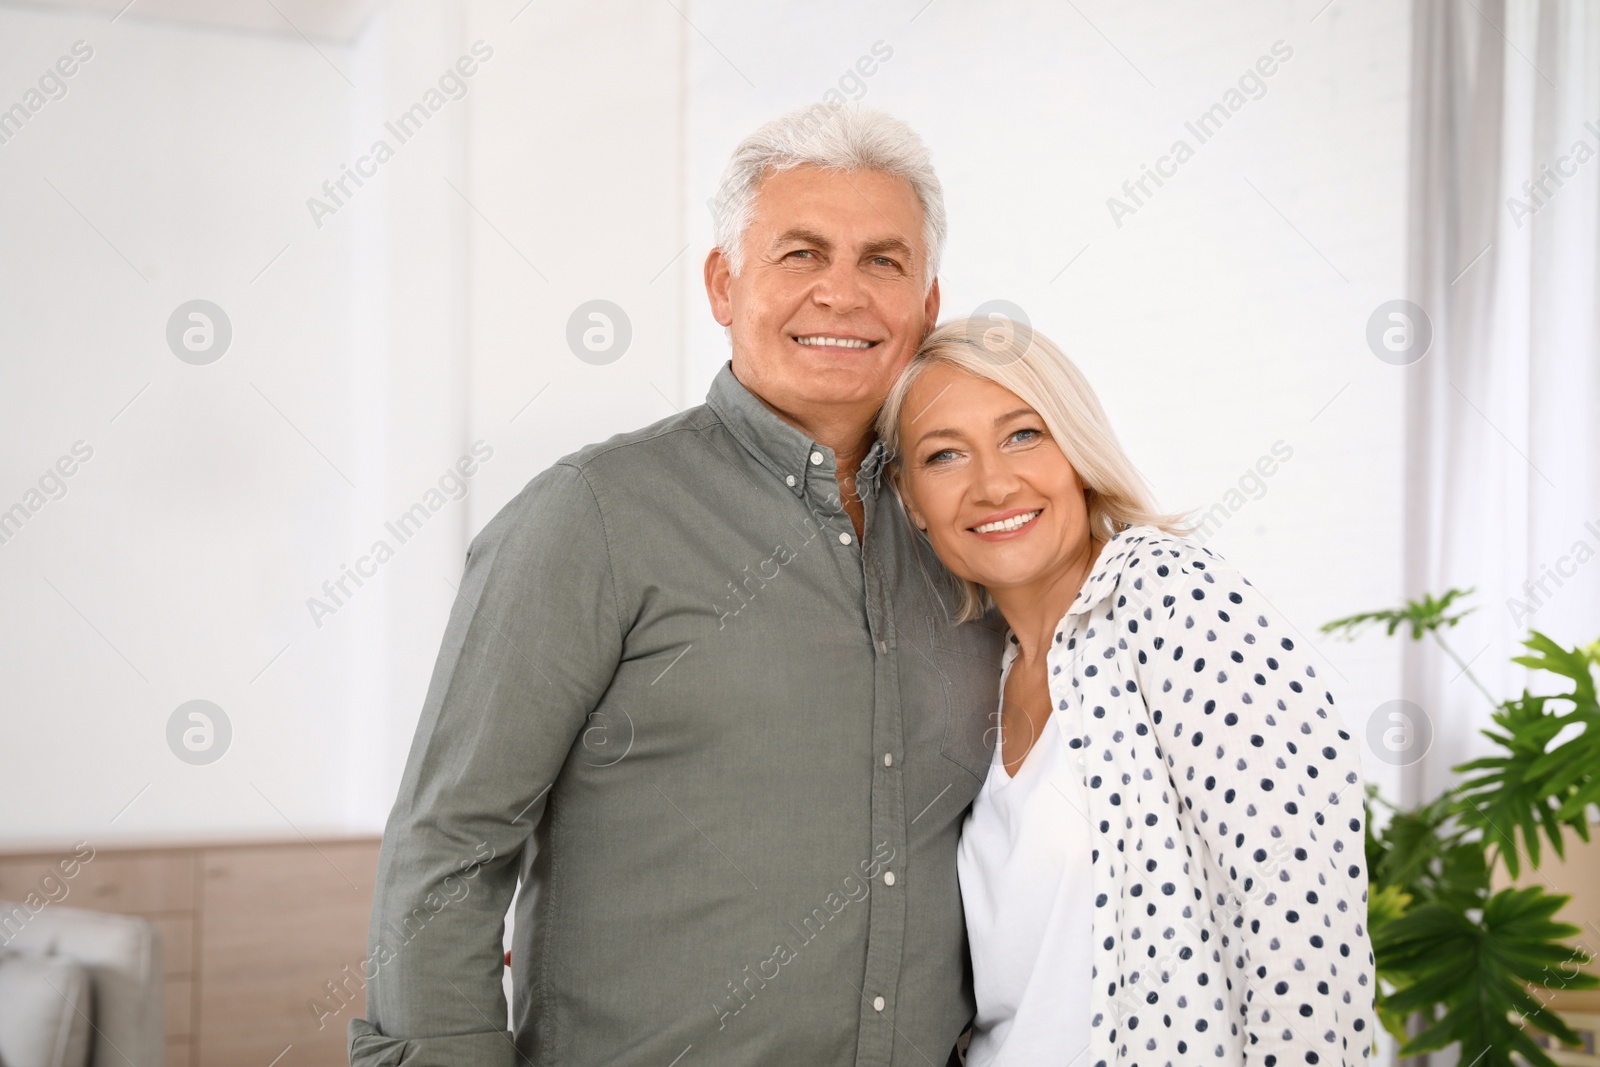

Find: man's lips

[790,334,882,350]
[968,508,1044,539]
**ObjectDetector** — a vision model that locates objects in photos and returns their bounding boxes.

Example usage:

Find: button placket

[854,517,907,1066]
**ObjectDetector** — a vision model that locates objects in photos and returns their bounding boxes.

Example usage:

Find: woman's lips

[969,508,1043,541]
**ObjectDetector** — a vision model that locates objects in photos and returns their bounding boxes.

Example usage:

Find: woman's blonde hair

[878,316,1193,621]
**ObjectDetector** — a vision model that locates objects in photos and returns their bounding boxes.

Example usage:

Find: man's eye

[786,249,816,260]
[870,256,900,269]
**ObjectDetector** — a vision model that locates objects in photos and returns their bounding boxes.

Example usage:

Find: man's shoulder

[554,402,722,476]
[484,402,724,534]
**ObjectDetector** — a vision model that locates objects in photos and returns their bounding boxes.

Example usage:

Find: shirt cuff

[348,1017,518,1067]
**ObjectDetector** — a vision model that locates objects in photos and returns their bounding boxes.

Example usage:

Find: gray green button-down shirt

[349,363,1004,1067]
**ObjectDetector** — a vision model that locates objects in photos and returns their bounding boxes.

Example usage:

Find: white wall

[0,0,1406,849]
[683,0,1412,801]
[0,0,685,844]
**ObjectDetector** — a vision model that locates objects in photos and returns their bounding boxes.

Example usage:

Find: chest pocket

[924,615,1003,780]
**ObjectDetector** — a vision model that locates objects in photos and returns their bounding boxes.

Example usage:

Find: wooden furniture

[1501,830,1600,1065]
[1528,999,1600,1066]
[0,836,380,1067]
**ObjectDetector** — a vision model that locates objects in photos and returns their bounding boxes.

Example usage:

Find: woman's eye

[924,448,958,465]
[1008,428,1042,445]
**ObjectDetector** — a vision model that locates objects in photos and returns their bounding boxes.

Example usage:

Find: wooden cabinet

[198,841,380,1065]
[0,836,380,1067]
[1500,830,1600,1063]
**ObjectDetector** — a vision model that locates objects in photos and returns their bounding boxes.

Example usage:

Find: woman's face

[895,362,1093,597]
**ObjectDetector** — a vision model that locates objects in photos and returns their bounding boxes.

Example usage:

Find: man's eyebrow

[861,236,914,260]
[771,227,833,250]
[768,230,916,262]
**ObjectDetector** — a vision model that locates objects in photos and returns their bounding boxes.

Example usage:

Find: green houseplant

[1322,590,1600,1066]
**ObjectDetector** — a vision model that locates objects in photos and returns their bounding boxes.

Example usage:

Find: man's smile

[791,334,882,349]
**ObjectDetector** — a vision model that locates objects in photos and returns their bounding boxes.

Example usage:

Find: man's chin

[746,344,899,383]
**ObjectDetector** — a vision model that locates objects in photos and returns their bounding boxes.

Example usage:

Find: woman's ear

[892,473,929,532]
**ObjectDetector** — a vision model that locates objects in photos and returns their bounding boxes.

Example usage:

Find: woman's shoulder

[1102,523,1219,575]
[1092,524,1249,612]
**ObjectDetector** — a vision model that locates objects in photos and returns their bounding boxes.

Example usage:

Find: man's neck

[735,375,877,538]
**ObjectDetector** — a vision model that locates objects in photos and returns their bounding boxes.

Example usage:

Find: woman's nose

[969,449,1023,505]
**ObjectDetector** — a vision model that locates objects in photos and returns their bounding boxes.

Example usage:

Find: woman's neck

[989,535,1106,663]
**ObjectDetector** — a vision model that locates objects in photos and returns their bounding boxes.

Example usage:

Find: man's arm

[349,462,624,1066]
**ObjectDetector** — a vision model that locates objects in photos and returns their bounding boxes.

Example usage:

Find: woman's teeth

[795,336,874,348]
[973,510,1041,534]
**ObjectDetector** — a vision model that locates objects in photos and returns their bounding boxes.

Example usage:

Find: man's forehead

[752,167,928,246]
[751,166,922,224]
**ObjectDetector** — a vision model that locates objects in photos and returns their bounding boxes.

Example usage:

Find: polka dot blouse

[1021,524,1375,1066]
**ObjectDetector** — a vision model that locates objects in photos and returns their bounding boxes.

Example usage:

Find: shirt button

[883,753,893,767]
[809,451,824,466]
[785,474,796,487]
[839,532,852,545]
[873,995,885,1012]
[883,870,896,886]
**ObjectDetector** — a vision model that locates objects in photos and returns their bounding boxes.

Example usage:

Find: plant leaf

[1374,887,1598,1067]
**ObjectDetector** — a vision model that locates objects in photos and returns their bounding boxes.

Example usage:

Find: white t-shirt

[956,661,1095,1066]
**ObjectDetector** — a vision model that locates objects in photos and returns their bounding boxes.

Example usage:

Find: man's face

[705,165,940,424]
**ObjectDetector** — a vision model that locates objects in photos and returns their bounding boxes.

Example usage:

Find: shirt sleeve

[1130,537,1375,1066]
[349,461,625,1066]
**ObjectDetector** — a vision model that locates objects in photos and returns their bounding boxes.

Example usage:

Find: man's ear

[922,276,941,335]
[705,248,734,327]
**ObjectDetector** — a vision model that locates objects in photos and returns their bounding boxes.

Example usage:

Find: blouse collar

[1001,523,1162,663]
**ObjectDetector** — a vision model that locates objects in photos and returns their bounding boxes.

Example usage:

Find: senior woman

[879,319,1374,1067]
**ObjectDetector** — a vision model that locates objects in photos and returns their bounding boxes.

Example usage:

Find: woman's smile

[878,316,1372,1067]
[969,507,1044,539]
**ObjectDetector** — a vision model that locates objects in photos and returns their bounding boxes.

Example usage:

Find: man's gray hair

[710,104,946,288]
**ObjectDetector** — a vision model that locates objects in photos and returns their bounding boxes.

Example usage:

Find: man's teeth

[973,510,1041,534]
[795,336,874,349]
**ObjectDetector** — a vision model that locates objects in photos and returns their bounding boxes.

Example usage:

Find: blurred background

[0,0,1596,1064]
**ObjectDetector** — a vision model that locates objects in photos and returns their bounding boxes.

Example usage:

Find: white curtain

[1404,0,1600,810]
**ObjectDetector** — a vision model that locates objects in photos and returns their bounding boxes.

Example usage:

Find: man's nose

[810,260,868,313]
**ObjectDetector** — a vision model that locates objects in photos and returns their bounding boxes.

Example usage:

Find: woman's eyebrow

[912,426,961,449]
[911,408,1037,450]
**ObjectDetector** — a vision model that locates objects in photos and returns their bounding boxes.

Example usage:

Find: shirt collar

[706,361,885,499]
[1001,523,1160,664]
[1067,524,1151,618]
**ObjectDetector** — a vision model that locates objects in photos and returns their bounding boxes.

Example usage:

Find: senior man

[349,105,1000,1067]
